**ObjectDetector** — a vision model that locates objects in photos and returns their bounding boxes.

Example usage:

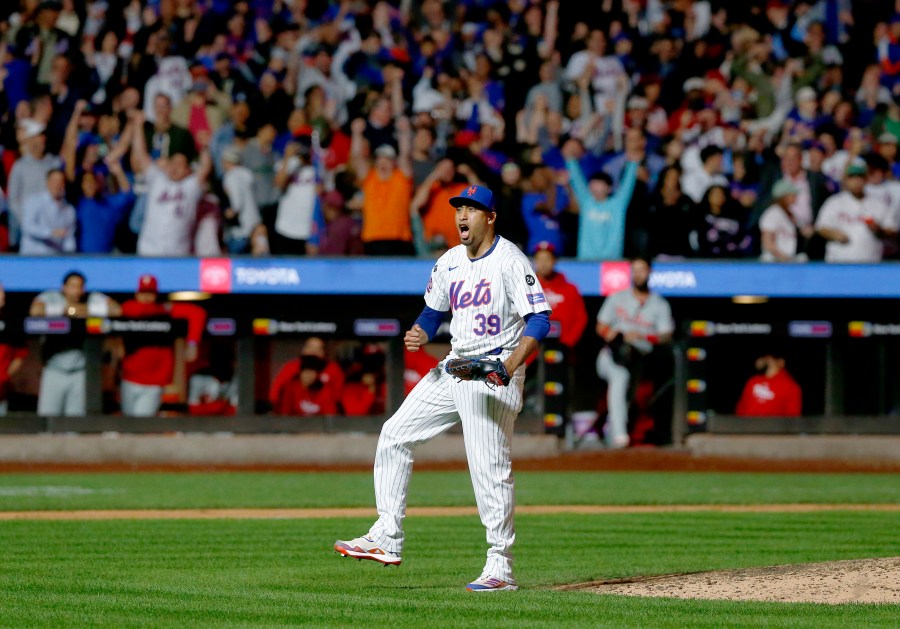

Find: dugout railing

[0,315,557,436]
[673,319,900,443]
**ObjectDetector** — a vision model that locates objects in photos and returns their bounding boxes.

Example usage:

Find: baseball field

[0,463,897,627]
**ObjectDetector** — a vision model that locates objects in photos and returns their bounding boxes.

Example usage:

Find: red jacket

[736,370,802,417]
[269,358,344,406]
[540,271,588,349]
[274,379,338,416]
[120,301,207,386]
[404,348,437,394]
[0,344,27,400]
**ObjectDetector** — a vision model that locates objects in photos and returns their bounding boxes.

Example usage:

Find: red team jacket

[540,271,588,349]
[120,301,207,386]
[0,345,27,399]
[273,379,339,416]
[735,370,802,417]
[269,359,345,408]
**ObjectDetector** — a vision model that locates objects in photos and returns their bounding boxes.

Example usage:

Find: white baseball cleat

[334,536,402,566]
[466,574,518,592]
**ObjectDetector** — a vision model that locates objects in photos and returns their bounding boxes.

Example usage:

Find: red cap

[137,274,158,293]
[534,241,557,256]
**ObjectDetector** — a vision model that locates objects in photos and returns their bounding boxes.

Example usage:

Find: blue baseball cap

[449,184,495,212]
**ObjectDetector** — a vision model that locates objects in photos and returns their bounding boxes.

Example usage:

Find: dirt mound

[562,557,900,604]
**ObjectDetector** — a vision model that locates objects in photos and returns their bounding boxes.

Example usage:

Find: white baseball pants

[368,357,524,582]
[37,367,85,416]
[121,380,164,416]
[596,347,630,446]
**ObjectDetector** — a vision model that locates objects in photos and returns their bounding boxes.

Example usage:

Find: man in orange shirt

[410,159,484,251]
[350,115,415,255]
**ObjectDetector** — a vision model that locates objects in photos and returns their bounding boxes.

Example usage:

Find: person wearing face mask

[595,257,674,449]
[736,350,802,417]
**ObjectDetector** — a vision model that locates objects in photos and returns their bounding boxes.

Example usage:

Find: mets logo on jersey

[449,279,491,310]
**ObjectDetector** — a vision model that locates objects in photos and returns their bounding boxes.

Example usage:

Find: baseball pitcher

[335,184,551,592]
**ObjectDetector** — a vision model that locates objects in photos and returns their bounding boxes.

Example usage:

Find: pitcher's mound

[562,557,900,604]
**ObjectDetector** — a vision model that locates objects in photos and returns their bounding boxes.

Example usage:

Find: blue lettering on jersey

[527,293,546,305]
[449,279,492,310]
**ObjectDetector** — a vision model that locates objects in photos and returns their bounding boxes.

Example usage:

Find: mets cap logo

[466,186,478,196]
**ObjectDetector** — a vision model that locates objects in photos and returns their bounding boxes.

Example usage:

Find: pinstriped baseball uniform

[367,235,551,582]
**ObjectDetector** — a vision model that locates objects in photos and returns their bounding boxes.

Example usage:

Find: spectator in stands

[119,274,206,417]
[210,97,253,176]
[309,190,363,256]
[520,164,570,256]
[6,119,63,249]
[756,143,832,240]
[563,138,638,260]
[237,124,279,225]
[351,116,415,256]
[0,282,26,416]
[129,110,212,256]
[272,133,318,254]
[74,159,133,255]
[604,128,666,190]
[411,159,481,253]
[30,271,120,416]
[736,349,802,417]
[647,166,699,259]
[681,145,725,204]
[816,162,898,263]
[221,148,261,254]
[564,28,627,114]
[171,79,228,154]
[143,93,195,161]
[760,179,812,262]
[20,169,75,254]
[140,30,191,122]
[696,179,753,258]
[15,1,74,89]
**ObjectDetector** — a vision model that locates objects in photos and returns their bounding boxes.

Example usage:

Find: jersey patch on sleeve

[525,274,536,286]
[527,293,546,305]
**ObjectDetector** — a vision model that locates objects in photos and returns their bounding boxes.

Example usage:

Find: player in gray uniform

[335,184,552,592]
[596,257,674,448]
[29,272,121,416]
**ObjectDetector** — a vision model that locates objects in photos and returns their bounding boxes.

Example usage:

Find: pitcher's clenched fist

[404,324,428,351]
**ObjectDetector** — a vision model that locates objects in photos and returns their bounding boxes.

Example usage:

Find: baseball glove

[444,356,511,388]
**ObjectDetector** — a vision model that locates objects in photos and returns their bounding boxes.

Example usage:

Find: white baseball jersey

[759,204,799,260]
[274,159,317,240]
[597,288,674,355]
[815,191,896,263]
[138,164,201,256]
[424,236,552,357]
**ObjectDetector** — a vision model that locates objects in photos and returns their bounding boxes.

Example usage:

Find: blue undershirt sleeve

[523,311,551,342]
[414,306,446,341]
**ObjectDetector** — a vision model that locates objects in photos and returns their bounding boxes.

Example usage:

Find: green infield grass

[0,471,896,511]
[0,471,897,627]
